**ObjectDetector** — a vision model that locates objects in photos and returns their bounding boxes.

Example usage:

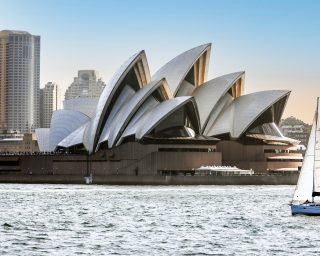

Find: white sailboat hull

[291,204,320,216]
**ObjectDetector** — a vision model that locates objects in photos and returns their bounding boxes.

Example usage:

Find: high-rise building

[64,70,105,100]
[0,30,40,133]
[40,82,61,128]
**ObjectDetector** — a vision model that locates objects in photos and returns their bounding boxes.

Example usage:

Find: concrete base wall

[0,141,221,176]
[0,141,301,185]
[217,141,303,173]
[0,173,298,185]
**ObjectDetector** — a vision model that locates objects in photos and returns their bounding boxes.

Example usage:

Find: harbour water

[0,184,319,255]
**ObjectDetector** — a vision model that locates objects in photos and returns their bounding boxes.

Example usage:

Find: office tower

[0,30,40,133]
[64,70,105,100]
[40,82,61,128]
[63,70,105,117]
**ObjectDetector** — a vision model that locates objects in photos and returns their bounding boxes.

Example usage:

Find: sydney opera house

[29,43,302,181]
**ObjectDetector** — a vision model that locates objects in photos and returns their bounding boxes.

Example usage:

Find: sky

[1,0,319,123]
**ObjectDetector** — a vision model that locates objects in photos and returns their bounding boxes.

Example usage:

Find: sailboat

[291,97,320,215]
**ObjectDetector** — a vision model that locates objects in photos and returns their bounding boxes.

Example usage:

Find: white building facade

[40,82,62,128]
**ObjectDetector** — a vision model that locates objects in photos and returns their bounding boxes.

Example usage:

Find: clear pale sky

[1,0,319,123]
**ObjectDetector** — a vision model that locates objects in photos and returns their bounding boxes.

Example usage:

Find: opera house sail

[32,43,302,177]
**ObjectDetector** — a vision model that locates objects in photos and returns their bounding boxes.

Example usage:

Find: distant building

[0,30,40,133]
[0,129,23,140]
[64,70,105,100]
[0,133,38,153]
[280,124,310,147]
[40,82,62,128]
[287,132,309,147]
[281,125,304,135]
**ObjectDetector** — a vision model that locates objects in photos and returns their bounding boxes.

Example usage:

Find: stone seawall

[0,174,299,185]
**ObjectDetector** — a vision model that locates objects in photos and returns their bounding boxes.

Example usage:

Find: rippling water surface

[0,184,319,255]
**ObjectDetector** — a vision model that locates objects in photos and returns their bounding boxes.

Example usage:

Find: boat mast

[312,97,320,202]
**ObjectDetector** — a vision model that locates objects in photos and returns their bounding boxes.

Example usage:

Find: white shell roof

[135,96,200,140]
[206,90,290,138]
[58,123,88,148]
[105,78,171,148]
[152,44,211,96]
[49,110,90,151]
[98,85,136,146]
[35,128,51,152]
[40,44,294,153]
[192,72,244,129]
[63,98,99,118]
[118,97,160,145]
[83,50,150,153]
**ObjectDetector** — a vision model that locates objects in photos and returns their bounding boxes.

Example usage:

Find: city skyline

[1,0,319,123]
